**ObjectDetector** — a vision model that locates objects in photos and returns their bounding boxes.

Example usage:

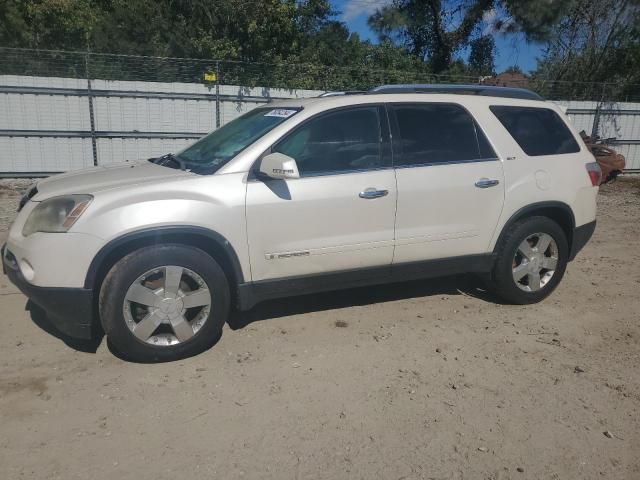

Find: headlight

[22,195,93,236]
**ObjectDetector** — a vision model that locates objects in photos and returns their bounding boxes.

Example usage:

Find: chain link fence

[2,47,640,100]
[1,47,639,175]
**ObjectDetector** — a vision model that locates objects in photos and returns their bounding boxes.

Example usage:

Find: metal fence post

[591,105,601,138]
[84,51,98,166]
[215,61,221,128]
[591,83,608,138]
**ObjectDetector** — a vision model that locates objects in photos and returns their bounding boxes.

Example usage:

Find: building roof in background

[482,72,530,88]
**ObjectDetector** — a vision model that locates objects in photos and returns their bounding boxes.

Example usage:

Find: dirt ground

[0,177,639,480]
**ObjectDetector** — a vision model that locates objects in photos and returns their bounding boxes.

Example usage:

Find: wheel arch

[493,201,575,255]
[85,226,245,296]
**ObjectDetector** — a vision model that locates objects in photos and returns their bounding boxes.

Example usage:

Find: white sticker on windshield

[264,109,297,118]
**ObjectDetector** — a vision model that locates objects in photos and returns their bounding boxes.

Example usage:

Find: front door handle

[359,188,389,199]
[475,178,500,188]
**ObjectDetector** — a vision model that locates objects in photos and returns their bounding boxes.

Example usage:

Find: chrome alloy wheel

[123,266,212,346]
[512,233,559,292]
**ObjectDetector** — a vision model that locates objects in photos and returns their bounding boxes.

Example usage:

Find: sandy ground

[0,177,639,480]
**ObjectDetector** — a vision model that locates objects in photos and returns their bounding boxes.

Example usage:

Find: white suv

[3,85,600,361]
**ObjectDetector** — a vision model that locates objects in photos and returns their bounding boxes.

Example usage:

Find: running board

[237,253,496,310]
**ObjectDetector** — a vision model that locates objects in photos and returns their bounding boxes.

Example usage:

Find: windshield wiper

[149,153,189,171]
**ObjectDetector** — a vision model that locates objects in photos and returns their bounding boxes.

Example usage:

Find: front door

[246,105,397,282]
[389,102,505,263]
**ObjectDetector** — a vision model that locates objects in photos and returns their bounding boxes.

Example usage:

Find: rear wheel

[491,216,569,304]
[100,244,230,362]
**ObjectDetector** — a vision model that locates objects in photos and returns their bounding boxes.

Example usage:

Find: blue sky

[331,0,545,73]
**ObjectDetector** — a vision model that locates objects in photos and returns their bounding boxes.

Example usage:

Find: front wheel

[490,216,569,304]
[99,244,230,362]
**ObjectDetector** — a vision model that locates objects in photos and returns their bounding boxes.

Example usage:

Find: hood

[33,161,194,200]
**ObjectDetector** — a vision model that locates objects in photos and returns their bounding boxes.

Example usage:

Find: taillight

[586,162,602,186]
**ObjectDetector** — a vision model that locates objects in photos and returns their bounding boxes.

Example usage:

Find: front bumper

[2,244,95,339]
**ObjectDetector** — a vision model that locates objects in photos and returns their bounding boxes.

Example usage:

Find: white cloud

[482,7,517,35]
[341,0,393,22]
[482,8,498,35]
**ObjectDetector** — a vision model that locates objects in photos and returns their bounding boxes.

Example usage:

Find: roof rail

[369,84,543,101]
[318,91,367,97]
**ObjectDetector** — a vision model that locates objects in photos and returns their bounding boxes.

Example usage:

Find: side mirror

[259,152,300,180]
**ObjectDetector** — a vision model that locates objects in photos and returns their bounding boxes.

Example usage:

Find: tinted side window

[490,106,580,156]
[476,124,496,159]
[391,103,494,166]
[274,107,383,176]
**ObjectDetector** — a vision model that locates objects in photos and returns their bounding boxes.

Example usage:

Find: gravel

[1,174,639,479]
[0,179,34,232]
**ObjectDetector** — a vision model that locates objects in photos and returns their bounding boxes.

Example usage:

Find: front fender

[73,173,250,285]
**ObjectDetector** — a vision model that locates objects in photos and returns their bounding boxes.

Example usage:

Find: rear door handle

[475,178,500,188]
[359,188,389,199]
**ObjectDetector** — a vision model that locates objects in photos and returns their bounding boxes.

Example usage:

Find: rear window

[490,106,580,156]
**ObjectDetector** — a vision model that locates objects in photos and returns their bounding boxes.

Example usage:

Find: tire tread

[491,216,569,305]
[99,244,229,362]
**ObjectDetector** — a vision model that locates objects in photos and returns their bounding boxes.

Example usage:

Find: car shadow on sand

[26,300,104,353]
[228,274,497,330]
[25,274,498,358]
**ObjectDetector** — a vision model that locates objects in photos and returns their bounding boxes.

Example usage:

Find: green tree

[468,36,495,75]
[368,0,494,72]
[533,0,640,99]
[0,0,440,89]
[368,0,575,73]
[0,0,340,61]
[503,65,523,74]
[0,0,98,49]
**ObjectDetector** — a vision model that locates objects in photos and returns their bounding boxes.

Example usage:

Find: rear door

[389,102,505,263]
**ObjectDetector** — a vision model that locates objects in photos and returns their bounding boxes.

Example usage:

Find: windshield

[176,107,301,172]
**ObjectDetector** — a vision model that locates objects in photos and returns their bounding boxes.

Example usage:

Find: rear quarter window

[490,106,580,156]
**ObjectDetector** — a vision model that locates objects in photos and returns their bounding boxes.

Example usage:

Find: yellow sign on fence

[203,72,217,82]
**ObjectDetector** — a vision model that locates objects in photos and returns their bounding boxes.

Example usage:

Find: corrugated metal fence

[558,100,640,172]
[1,76,639,175]
[0,74,322,175]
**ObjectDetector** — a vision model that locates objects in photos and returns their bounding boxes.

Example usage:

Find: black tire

[99,244,230,362]
[490,216,569,305]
